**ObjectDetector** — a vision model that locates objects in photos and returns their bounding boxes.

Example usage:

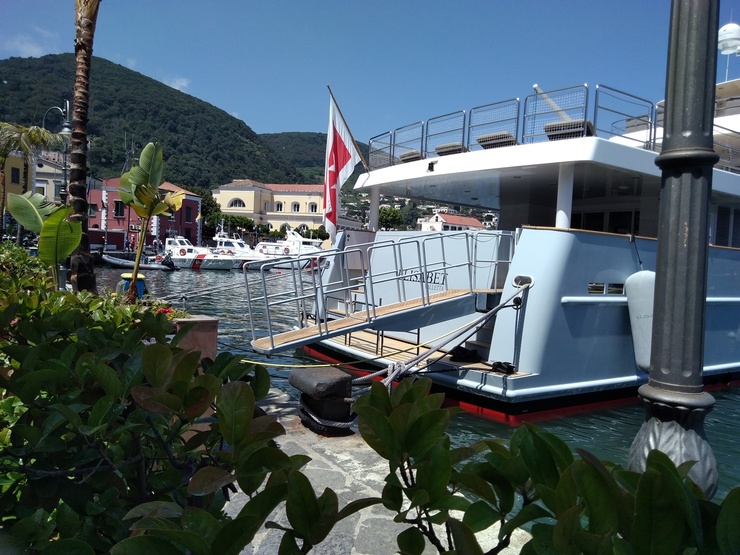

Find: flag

[323,95,360,244]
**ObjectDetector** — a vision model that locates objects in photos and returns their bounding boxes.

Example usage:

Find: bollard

[289,367,354,436]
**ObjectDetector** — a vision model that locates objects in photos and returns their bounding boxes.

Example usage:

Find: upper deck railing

[367,83,740,173]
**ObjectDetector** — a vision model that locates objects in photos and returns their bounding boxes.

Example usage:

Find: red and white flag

[324,95,360,244]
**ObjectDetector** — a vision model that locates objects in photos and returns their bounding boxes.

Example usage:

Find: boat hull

[102,254,178,271]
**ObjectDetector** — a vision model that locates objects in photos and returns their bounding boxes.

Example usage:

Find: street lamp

[42,100,71,205]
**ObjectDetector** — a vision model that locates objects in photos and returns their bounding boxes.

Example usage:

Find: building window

[10,167,20,184]
[275,202,283,212]
[88,204,97,217]
[228,198,246,208]
[114,200,125,218]
[309,202,318,213]
[186,207,192,222]
[264,201,270,212]
[291,202,300,213]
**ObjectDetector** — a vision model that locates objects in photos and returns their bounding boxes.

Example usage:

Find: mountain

[0,54,326,188]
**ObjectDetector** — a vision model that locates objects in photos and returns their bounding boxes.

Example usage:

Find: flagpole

[327,85,369,172]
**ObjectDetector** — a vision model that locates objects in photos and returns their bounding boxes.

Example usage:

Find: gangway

[242,230,515,357]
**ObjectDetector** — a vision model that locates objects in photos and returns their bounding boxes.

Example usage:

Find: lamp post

[627,0,719,499]
[42,100,72,205]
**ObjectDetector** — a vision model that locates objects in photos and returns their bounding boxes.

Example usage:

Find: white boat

[250,228,325,269]
[211,227,259,269]
[242,81,740,413]
[164,236,235,270]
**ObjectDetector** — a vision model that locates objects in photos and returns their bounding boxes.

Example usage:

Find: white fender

[625,270,655,373]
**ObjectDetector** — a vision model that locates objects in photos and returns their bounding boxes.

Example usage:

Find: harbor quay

[224,387,531,554]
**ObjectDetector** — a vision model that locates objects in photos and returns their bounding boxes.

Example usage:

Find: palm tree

[68,0,101,293]
[0,123,62,244]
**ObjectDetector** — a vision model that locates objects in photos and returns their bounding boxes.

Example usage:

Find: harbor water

[96,266,740,500]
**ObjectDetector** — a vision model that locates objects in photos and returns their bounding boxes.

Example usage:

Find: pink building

[88,178,202,251]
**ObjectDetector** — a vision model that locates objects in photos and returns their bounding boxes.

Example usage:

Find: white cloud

[2,34,51,58]
[0,26,61,58]
[165,77,190,91]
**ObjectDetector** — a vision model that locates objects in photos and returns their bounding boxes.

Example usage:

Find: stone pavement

[225,388,530,554]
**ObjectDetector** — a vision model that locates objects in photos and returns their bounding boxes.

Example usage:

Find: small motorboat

[102,252,179,271]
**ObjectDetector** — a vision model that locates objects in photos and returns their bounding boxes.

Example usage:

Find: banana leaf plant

[118,142,184,303]
[6,191,81,289]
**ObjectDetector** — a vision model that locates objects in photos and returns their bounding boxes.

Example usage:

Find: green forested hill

[0,54,329,188]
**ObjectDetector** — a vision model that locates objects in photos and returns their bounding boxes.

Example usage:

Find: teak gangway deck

[250,288,492,355]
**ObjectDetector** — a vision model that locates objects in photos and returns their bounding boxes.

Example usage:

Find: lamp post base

[628,384,718,499]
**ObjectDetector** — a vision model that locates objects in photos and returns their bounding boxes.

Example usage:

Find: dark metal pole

[628,0,720,498]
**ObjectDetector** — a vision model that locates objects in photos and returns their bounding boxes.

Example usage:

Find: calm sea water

[96,266,740,500]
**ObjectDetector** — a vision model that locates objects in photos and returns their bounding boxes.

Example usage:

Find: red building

[88,178,202,251]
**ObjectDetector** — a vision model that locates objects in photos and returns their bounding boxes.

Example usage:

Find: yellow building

[2,154,26,197]
[212,179,325,232]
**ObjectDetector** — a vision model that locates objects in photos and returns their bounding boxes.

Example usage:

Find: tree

[68,0,101,293]
[0,123,61,245]
[378,206,403,230]
[400,202,420,230]
[118,142,183,303]
[184,185,221,239]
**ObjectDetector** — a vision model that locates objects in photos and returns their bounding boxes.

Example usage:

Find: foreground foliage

[0,244,739,553]
[354,379,740,554]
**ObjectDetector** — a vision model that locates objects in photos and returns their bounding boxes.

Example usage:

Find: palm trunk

[69,0,101,293]
[0,168,5,237]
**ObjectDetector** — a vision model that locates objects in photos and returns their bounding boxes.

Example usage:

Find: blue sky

[2,1,740,143]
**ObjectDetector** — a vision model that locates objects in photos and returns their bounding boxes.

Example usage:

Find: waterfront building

[87,178,202,251]
[212,179,324,232]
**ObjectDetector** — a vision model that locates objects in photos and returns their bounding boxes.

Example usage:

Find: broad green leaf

[130,385,183,414]
[92,363,122,398]
[336,497,383,522]
[521,430,561,490]
[309,487,339,545]
[717,488,740,553]
[500,502,554,537]
[181,507,221,545]
[397,526,425,555]
[110,536,184,555]
[42,538,96,555]
[463,500,503,533]
[631,467,687,554]
[354,403,396,461]
[571,459,619,534]
[123,501,183,520]
[278,532,302,555]
[211,515,265,555]
[405,408,450,458]
[382,481,403,511]
[187,466,234,496]
[285,470,319,540]
[447,518,485,555]
[7,191,57,233]
[216,381,254,451]
[141,343,173,388]
[37,207,82,267]
[415,443,452,505]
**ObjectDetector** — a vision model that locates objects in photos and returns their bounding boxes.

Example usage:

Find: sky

[2,1,740,144]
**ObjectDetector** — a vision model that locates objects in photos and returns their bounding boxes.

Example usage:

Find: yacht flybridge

[242,82,740,412]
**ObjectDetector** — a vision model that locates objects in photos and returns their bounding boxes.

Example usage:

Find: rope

[158,281,244,302]
[299,397,356,429]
